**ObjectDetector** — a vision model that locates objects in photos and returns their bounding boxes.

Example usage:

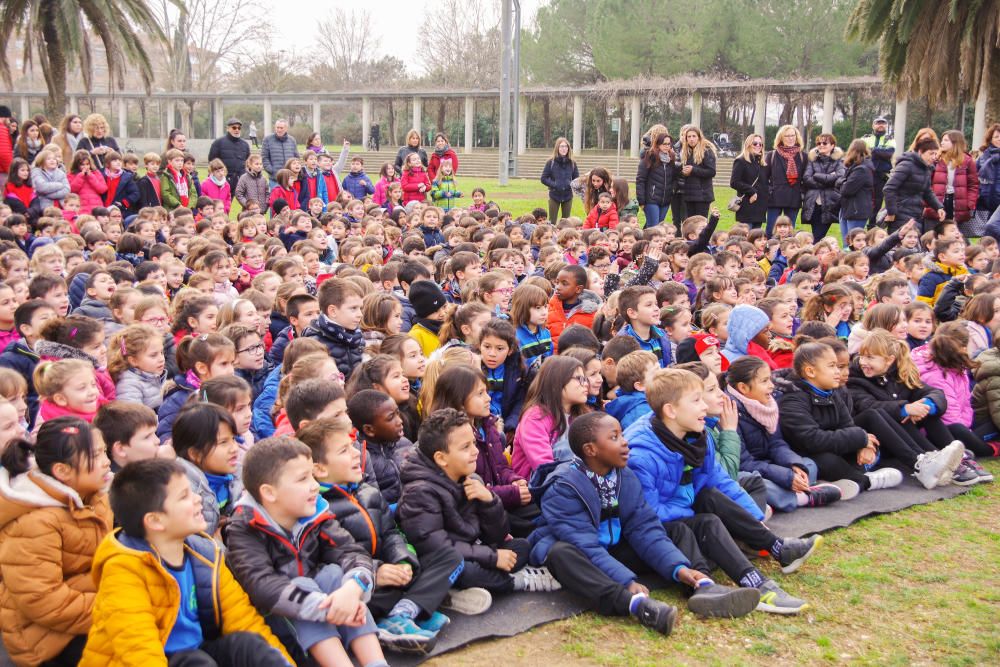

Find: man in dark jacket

[883,138,946,233]
[208,118,250,194]
[861,117,897,227]
[261,119,300,185]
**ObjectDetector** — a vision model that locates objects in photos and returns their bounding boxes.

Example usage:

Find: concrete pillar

[166,99,177,132]
[19,97,29,123]
[213,98,224,138]
[973,84,988,150]
[754,90,767,138]
[118,98,128,139]
[690,91,703,128]
[412,97,422,136]
[822,86,835,134]
[361,97,371,150]
[464,96,474,154]
[894,96,908,159]
[629,96,642,158]
[68,96,79,115]
[572,95,584,153]
[517,96,528,155]
[312,100,321,136]
[263,98,272,136]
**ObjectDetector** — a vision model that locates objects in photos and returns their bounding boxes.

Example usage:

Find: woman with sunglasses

[731,134,769,230]
[803,133,846,241]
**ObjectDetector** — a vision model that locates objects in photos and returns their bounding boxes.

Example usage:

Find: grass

[428,460,1000,666]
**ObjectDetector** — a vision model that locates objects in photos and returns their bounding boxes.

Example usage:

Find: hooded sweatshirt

[721,304,771,364]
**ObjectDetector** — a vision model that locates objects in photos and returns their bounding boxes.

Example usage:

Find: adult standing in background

[428,133,459,181]
[837,139,875,245]
[802,133,845,240]
[261,118,299,187]
[679,125,717,218]
[541,137,579,223]
[730,134,768,229]
[394,129,428,172]
[164,128,189,159]
[883,136,945,234]
[76,113,121,170]
[927,130,978,237]
[248,120,258,147]
[635,131,679,228]
[370,123,380,151]
[0,105,12,190]
[208,118,251,195]
[862,116,896,228]
[765,125,807,235]
[974,124,1000,235]
[52,114,83,165]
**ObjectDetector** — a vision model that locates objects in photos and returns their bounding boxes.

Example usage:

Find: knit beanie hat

[410,280,448,318]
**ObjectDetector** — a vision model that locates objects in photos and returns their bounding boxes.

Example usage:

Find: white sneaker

[865,468,904,490]
[513,566,562,592]
[914,451,951,490]
[935,442,966,485]
[441,587,492,615]
[829,479,861,500]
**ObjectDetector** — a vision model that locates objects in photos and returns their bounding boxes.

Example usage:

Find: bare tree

[422,0,501,85]
[317,7,379,86]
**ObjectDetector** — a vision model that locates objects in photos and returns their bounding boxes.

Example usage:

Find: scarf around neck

[727,387,779,434]
[650,415,707,469]
[575,457,619,512]
[776,144,801,184]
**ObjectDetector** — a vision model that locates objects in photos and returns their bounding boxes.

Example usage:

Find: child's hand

[495,548,518,572]
[514,479,532,505]
[824,308,844,328]
[899,219,916,237]
[627,580,650,596]
[790,468,810,492]
[464,476,493,503]
[376,563,413,587]
[903,401,930,422]
[675,567,708,589]
[343,139,350,148]
[719,395,738,431]
[749,194,757,204]
[857,446,877,466]
[319,585,363,625]
[867,433,880,449]
[709,205,721,218]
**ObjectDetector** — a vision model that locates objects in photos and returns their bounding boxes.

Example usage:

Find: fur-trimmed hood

[808,146,845,162]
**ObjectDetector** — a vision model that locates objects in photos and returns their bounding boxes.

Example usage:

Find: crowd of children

[0,109,999,667]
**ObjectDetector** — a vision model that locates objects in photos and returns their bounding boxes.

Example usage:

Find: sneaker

[937,441,967,485]
[777,534,823,574]
[804,483,842,507]
[865,467,904,490]
[914,451,953,490]
[952,461,980,486]
[755,580,809,615]
[687,582,760,618]
[416,611,450,634]
[376,615,437,654]
[961,452,994,483]
[441,587,492,615]
[829,478,861,501]
[512,566,562,592]
[763,504,774,521]
[633,596,677,635]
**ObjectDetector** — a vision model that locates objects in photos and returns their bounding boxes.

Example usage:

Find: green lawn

[429,461,1000,666]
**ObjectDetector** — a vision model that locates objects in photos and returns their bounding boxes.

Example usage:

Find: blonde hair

[646,368,703,416]
[418,345,478,416]
[738,134,767,165]
[616,350,659,393]
[679,126,716,165]
[0,368,28,401]
[82,114,109,137]
[859,328,921,389]
[773,125,803,150]
[34,359,94,398]
[208,158,227,175]
[29,244,65,273]
[107,324,163,382]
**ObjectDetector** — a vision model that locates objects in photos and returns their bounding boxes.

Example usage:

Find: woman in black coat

[766,124,808,236]
[635,130,680,228]
[837,139,876,245]
[802,134,845,241]
[394,129,429,171]
[75,113,121,171]
[730,134,769,229]
[540,137,579,222]
[678,126,716,217]
[883,137,945,234]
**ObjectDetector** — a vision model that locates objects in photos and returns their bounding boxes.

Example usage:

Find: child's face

[806,349,841,390]
[267,454,321,523]
[463,380,493,419]
[598,197,611,211]
[555,271,582,302]
[907,309,934,340]
[235,333,265,370]
[0,402,25,454]
[328,295,364,330]
[721,259,739,278]
[89,273,116,301]
[146,161,160,175]
[45,286,70,316]
[666,309,692,343]
[629,293,660,327]
[197,423,239,475]
[67,431,111,498]
[479,334,511,370]
[852,259,870,280]
[316,431,363,484]
[698,344,722,375]
[664,387,707,433]
[939,243,966,267]
[205,351,235,380]
[584,415,630,470]
[131,339,166,376]
[795,280,816,301]
[695,262,716,283]
[769,303,794,336]
[366,399,405,442]
[716,282,739,305]
[708,311,729,343]
[701,372,726,417]
[55,371,101,414]
[858,351,893,378]
[432,423,479,482]
[399,338,427,378]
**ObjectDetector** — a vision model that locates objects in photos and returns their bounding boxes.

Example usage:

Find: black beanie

[0,106,10,118]
[409,280,448,318]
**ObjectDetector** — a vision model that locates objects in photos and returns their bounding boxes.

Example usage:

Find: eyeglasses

[142,317,168,326]
[572,375,589,386]
[238,343,265,355]
[751,141,763,147]
[491,287,514,295]
[817,141,832,146]
[592,262,611,270]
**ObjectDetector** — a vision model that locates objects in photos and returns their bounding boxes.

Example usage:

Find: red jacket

[268,186,300,214]
[401,167,431,205]
[584,202,619,230]
[428,148,459,181]
[3,182,33,210]
[924,154,978,223]
[545,290,601,352]
[68,169,109,214]
[0,123,12,175]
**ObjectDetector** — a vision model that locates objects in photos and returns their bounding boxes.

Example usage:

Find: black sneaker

[961,451,994,484]
[777,534,823,574]
[633,596,677,635]
[952,461,980,486]
[687,583,760,618]
[804,483,842,507]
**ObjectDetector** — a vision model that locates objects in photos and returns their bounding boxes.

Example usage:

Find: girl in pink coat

[911,321,976,427]
[67,149,107,214]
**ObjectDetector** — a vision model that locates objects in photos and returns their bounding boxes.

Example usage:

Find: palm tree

[847,0,1000,132]
[0,0,177,116]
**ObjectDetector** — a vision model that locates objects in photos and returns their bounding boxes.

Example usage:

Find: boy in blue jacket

[529,413,760,634]
[604,350,656,431]
[624,368,822,614]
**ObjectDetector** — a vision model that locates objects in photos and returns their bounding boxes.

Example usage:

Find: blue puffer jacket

[302,314,365,379]
[605,391,651,431]
[624,414,763,522]
[528,460,690,584]
[0,340,40,428]
[156,374,198,443]
[341,171,375,200]
[252,364,282,439]
[732,395,807,489]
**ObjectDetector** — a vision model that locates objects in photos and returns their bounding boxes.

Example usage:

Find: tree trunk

[542,98,551,146]
[988,57,1000,130]
[437,99,446,133]
[779,94,794,125]
[850,91,858,139]
[41,2,67,117]
[595,98,606,150]
[388,99,397,146]
[718,93,728,133]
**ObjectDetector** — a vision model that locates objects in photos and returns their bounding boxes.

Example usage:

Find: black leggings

[548,198,573,223]
[686,201,711,218]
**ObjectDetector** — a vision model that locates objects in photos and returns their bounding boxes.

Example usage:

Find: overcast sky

[266,0,543,74]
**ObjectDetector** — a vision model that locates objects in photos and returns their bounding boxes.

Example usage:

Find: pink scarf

[38,399,97,425]
[727,388,779,434]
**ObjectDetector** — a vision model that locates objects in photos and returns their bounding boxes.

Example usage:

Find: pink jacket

[0,328,18,352]
[68,170,108,214]
[373,176,399,207]
[400,167,431,205]
[201,178,232,212]
[511,405,558,478]
[911,344,973,427]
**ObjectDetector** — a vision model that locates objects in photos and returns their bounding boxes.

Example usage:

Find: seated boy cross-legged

[398,409,561,602]
[624,368,822,615]
[80,459,294,666]
[298,419,465,655]
[224,437,388,667]
[529,413,760,635]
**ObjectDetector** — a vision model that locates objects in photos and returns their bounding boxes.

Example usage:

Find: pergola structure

[7,75,992,160]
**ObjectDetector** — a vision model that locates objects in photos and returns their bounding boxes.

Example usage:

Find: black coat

[358,435,416,507]
[838,157,876,221]
[397,451,509,567]
[846,361,946,417]
[778,378,868,457]
[321,482,417,570]
[802,147,845,225]
[766,149,808,209]
[394,145,429,171]
[681,149,716,203]
[541,156,579,203]
[208,132,250,179]
[883,151,942,231]
[76,135,121,170]
[635,157,680,208]
[730,155,768,223]
[301,314,366,379]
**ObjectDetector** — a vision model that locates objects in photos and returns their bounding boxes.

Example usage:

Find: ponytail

[1,417,96,477]
[859,329,922,389]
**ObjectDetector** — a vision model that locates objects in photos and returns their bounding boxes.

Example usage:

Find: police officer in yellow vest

[861,116,897,227]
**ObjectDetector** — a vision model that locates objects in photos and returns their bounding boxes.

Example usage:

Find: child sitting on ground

[93,400,161,472]
[347,389,415,509]
[303,277,366,379]
[225,437,387,667]
[529,412,760,635]
[604,350,658,430]
[618,285,672,367]
[80,459,292,666]
[300,419,466,654]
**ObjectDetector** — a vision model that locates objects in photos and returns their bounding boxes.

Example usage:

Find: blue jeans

[840,217,868,246]
[741,457,818,514]
[766,207,800,236]
[290,564,377,651]
[643,204,669,228]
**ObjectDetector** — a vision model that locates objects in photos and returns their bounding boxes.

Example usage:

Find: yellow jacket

[409,321,442,357]
[80,529,293,666]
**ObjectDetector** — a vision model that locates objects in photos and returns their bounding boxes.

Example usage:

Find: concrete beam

[629,96,641,158]
[412,97,422,137]
[263,99,272,136]
[754,90,767,138]
[517,96,528,155]
[464,96,474,154]
[973,84,988,151]
[691,91,703,128]
[822,86,835,134]
[894,96,908,160]
[361,97,371,150]
[572,95,583,153]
